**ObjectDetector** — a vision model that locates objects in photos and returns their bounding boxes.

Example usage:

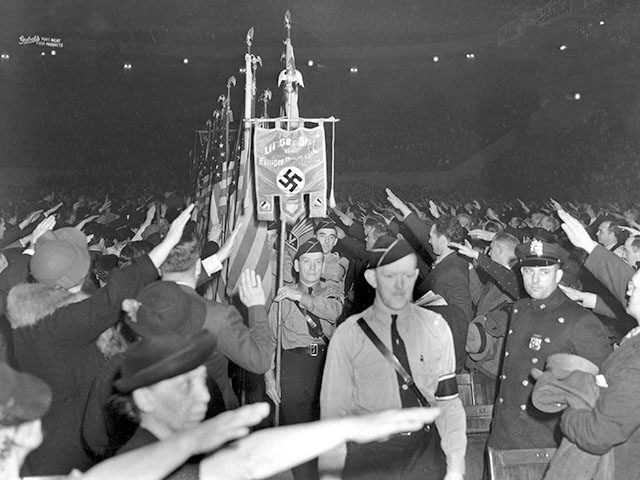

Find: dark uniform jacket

[487,287,612,450]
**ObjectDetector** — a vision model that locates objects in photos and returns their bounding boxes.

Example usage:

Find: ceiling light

[183,58,189,64]
[307,59,314,67]
[350,66,358,73]
[559,44,567,51]
[433,56,439,62]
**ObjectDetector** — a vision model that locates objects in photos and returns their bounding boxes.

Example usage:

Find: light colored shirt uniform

[268,281,344,349]
[320,300,467,474]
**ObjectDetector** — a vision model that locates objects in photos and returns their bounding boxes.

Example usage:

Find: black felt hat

[114,331,215,394]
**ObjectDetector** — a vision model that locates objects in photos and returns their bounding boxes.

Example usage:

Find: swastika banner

[253,125,327,222]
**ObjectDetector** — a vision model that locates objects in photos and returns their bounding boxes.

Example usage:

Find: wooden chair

[456,371,495,434]
[487,447,556,480]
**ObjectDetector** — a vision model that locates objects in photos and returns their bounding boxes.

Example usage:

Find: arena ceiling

[0,0,638,170]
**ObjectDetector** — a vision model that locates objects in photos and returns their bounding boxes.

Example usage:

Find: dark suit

[418,252,473,323]
[179,285,275,409]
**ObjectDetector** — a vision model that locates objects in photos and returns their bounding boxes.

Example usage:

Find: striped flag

[286,217,315,251]
[215,103,234,219]
[192,117,219,239]
[222,124,274,307]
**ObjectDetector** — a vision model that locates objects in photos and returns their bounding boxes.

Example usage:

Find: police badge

[529,334,543,351]
[530,239,544,257]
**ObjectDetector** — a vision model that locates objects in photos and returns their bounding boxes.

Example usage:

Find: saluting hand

[238,269,266,307]
[558,209,598,254]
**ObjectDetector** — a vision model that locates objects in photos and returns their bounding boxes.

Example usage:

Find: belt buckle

[309,344,318,356]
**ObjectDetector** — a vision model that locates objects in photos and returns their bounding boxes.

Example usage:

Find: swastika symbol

[276,167,305,195]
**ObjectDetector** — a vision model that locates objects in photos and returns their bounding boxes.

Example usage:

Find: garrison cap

[367,235,415,268]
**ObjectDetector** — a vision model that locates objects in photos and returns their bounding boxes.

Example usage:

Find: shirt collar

[371,297,412,321]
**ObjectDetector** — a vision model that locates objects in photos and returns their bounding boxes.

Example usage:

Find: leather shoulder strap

[356,318,430,407]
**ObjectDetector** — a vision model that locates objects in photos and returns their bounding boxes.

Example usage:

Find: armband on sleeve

[435,373,458,401]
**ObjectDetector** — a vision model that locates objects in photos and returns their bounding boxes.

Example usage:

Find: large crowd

[2,171,640,479]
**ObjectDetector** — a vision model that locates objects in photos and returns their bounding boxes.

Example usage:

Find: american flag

[215,101,234,220]
[192,113,221,239]
[221,123,274,307]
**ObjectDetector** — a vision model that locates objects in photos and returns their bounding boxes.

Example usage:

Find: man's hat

[125,281,206,338]
[466,320,489,360]
[114,331,215,394]
[0,363,52,426]
[314,218,337,233]
[531,354,600,413]
[30,227,91,289]
[294,238,324,260]
[367,235,415,268]
[515,239,563,267]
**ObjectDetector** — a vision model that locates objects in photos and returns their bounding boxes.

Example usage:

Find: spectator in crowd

[155,225,273,412]
[451,232,521,378]
[5,205,194,475]
[622,235,640,269]
[552,209,640,480]
[596,218,627,258]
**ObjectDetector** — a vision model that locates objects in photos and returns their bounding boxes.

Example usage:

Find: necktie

[391,314,420,408]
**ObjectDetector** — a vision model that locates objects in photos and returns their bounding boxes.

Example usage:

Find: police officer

[264,238,344,480]
[487,239,612,451]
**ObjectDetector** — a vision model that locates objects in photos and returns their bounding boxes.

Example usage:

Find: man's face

[144,365,210,433]
[540,216,556,232]
[315,228,337,254]
[294,252,324,285]
[521,265,562,300]
[365,230,378,251]
[508,217,522,229]
[531,213,545,228]
[596,221,615,247]
[626,269,640,320]
[429,225,445,257]
[366,254,419,311]
[457,214,471,229]
[489,241,502,264]
[623,237,640,268]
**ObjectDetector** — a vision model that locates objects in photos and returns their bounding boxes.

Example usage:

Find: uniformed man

[320,235,466,480]
[314,218,350,289]
[264,238,344,480]
[283,219,351,294]
[487,239,612,451]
